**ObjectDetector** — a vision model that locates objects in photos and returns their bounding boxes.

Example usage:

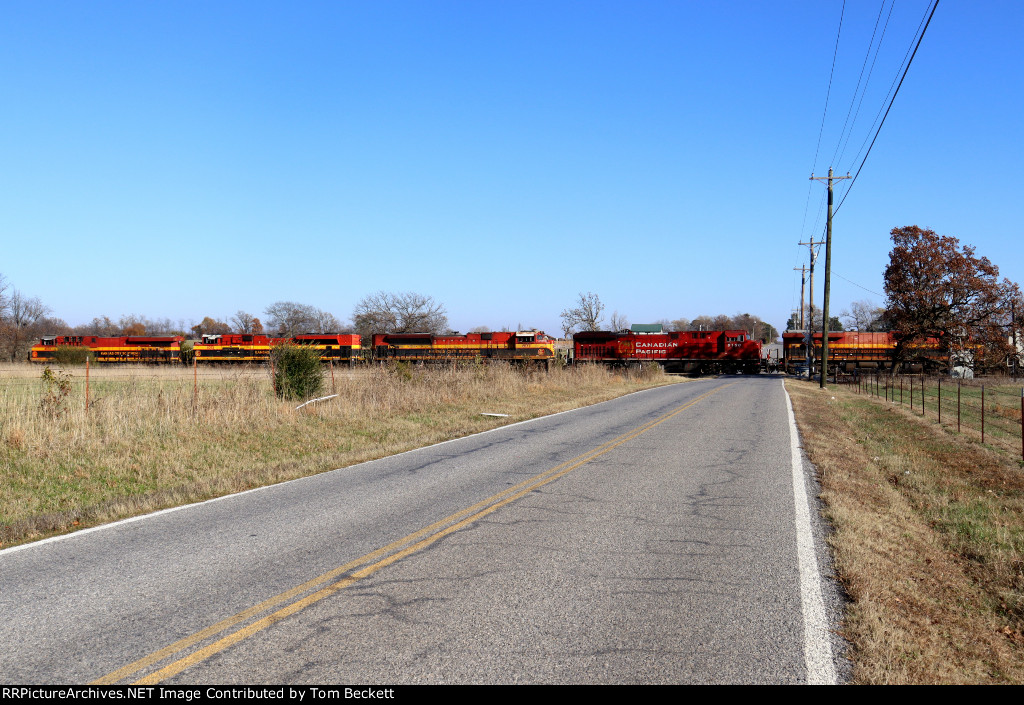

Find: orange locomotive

[30,333,361,365]
[192,334,360,365]
[372,330,556,368]
[781,331,946,374]
[30,335,184,364]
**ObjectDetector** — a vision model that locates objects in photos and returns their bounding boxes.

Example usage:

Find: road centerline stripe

[94,382,730,685]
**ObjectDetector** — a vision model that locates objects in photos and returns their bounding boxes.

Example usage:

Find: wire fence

[852,371,1024,462]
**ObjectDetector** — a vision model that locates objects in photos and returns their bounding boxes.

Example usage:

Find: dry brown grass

[787,378,1024,684]
[1,361,676,548]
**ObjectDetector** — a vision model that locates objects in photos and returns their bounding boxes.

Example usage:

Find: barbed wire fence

[854,371,1024,463]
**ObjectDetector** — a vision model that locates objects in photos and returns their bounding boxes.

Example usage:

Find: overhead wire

[830,0,893,169]
[833,0,940,217]
[799,0,846,246]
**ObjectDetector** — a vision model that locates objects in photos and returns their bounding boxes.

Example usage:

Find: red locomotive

[573,329,762,374]
[372,330,556,367]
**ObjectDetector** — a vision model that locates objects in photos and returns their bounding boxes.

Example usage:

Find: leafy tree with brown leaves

[883,225,1021,371]
[191,317,231,338]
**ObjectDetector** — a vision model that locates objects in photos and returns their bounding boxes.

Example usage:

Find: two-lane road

[0,377,843,684]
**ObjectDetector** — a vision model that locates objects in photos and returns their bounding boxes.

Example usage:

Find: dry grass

[0,361,676,547]
[787,378,1024,684]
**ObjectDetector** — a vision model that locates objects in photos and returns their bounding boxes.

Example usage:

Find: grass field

[787,377,1024,684]
[0,361,677,548]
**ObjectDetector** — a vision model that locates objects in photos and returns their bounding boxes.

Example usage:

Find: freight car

[573,329,762,374]
[781,331,947,375]
[30,335,184,364]
[372,330,556,368]
[192,333,360,365]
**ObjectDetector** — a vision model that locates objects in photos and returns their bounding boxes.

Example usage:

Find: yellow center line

[93,382,730,685]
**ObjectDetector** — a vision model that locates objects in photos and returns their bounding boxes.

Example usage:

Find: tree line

[0,282,456,362]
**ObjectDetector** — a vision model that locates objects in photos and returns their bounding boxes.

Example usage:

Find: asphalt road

[0,376,845,684]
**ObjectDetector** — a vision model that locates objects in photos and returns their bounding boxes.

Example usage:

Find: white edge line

[1,378,706,558]
[783,379,837,685]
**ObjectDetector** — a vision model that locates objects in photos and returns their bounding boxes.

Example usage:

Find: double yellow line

[94,382,729,684]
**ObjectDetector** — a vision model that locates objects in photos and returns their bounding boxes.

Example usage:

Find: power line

[832,0,895,169]
[811,0,846,175]
[801,0,846,245]
[834,272,884,297]
[833,0,940,216]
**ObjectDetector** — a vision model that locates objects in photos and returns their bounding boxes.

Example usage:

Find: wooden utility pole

[798,238,823,380]
[793,265,807,330]
[811,168,851,388]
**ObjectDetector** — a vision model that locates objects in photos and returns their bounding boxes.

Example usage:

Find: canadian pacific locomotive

[572,329,762,374]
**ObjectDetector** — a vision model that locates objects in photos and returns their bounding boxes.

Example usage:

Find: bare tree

[0,273,8,318]
[560,292,605,337]
[264,301,341,337]
[609,311,629,332]
[840,299,886,332]
[313,309,343,334]
[351,291,448,340]
[1,290,50,361]
[231,310,258,334]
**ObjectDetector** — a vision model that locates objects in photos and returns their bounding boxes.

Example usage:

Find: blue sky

[2,1,1020,336]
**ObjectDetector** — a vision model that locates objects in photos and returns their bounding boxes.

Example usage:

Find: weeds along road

[0,377,843,684]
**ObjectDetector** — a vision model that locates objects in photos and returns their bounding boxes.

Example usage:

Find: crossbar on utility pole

[810,168,851,388]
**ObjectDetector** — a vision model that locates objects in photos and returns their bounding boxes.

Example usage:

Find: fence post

[910,377,913,410]
[85,357,90,412]
[193,355,198,407]
[938,378,941,424]
[958,381,961,433]
[330,359,336,394]
[922,376,926,416]
[982,384,985,444]
[1020,387,1023,463]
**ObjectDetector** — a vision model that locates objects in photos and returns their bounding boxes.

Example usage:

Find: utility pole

[798,238,823,380]
[1013,299,1019,379]
[793,265,807,330]
[811,168,851,388]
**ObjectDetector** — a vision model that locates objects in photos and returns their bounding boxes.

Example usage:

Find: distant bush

[52,345,92,366]
[271,344,323,400]
[179,340,194,366]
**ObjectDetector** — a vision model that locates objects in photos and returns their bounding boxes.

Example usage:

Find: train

[572,329,763,374]
[781,330,947,375]
[29,330,557,367]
